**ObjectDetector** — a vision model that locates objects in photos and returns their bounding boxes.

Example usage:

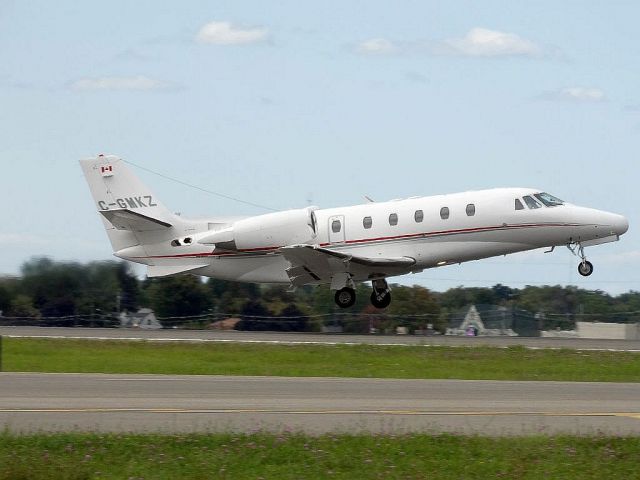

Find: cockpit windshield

[534,192,564,207]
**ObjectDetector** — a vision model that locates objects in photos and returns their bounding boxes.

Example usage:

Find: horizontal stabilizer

[100,209,172,231]
[146,264,209,278]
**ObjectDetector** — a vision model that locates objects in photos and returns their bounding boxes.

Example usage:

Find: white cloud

[196,21,268,45]
[356,38,397,55]
[70,76,173,91]
[540,87,607,103]
[0,233,46,246]
[437,28,541,57]
[355,28,542,58]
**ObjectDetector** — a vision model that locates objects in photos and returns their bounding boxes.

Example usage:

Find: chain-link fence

[2,306,640,337]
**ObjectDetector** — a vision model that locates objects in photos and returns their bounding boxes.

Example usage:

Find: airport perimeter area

[1,327,639,479]
[1,327,639,436]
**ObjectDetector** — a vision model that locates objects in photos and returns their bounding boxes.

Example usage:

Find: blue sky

[1,1,638,293]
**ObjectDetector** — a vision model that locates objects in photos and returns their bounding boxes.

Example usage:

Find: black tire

[578,260,594,277]
[334,287,356,308]
[370,290,391,309]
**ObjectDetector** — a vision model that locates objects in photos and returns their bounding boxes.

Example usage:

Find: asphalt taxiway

[1,373,639,435]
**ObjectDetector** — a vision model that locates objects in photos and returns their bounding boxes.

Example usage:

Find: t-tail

[79,154,209,277]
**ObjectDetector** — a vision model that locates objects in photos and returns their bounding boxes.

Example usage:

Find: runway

[2,326,640,351]
[1,373,639,435]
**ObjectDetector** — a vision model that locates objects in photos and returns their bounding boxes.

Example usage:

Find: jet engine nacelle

[197,207,318,251]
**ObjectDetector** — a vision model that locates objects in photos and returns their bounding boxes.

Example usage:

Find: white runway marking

[1,407,639,418]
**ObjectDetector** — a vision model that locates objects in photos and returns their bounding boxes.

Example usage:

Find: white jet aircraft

[80,155,629,309]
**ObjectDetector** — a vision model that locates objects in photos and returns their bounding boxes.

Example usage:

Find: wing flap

[279,244,416,286]
[310,246,416,267]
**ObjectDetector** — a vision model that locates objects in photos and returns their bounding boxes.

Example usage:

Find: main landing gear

[334,287,356,308]
[370,279,391,309]
[568,242,594,277]
[333,279,392,309]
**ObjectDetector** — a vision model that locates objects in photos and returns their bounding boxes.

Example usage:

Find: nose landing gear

[568,242,594,277]
[578,260,594,276]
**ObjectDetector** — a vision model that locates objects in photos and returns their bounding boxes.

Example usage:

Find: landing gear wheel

[334,287,356,308]
[578,260,594,277]
[370,290,391,309]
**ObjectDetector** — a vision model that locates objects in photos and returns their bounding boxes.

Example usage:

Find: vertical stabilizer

[79,155,178,253]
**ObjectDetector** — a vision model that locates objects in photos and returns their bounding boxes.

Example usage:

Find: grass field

[1,432,639,479]
[2,338,640,382]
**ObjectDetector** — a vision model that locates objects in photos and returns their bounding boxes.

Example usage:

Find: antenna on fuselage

[364,195,375,203]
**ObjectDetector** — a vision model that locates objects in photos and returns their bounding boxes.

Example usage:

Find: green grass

[1,432,639,479]
[2,338,640,382]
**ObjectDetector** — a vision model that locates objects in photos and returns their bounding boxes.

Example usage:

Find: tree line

[1,257,639,332]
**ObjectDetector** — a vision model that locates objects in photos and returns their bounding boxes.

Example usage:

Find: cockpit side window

[523,195,542,209]
[534,192,564,207]
[515,199,524,210]
[309,211,318,235]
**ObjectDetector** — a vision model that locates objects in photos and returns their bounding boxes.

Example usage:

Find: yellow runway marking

[0,408,639,418]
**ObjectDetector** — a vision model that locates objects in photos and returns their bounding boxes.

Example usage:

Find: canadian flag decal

[100,165,114,177]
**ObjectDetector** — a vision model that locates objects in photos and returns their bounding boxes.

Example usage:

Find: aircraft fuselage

[80,156,629,308]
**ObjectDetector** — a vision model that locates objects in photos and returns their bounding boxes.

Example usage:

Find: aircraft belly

[145,224,601,284]
[420,241,532,264]
[195,255,290,284]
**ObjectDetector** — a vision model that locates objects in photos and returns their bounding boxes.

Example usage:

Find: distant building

[542,322,640,339]
[446,304,540,337]
[209,317,241,330]
[119,308,163,329]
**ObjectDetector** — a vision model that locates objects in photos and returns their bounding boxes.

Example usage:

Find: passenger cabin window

[414,210,424,223]
[363,216,372,229]
[466,204,475,216]
[534,192,564,207]
[523,195,541,209]
[440,207,450,220]
[389,213,398,226]
[331,219,342,233]
[515,199,524,210]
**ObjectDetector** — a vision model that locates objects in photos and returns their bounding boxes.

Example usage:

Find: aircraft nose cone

[613,214,629,236]
[608,213,629,235]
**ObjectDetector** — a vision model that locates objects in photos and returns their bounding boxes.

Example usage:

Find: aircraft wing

[279,244,416,286]
[100,209,172,231]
